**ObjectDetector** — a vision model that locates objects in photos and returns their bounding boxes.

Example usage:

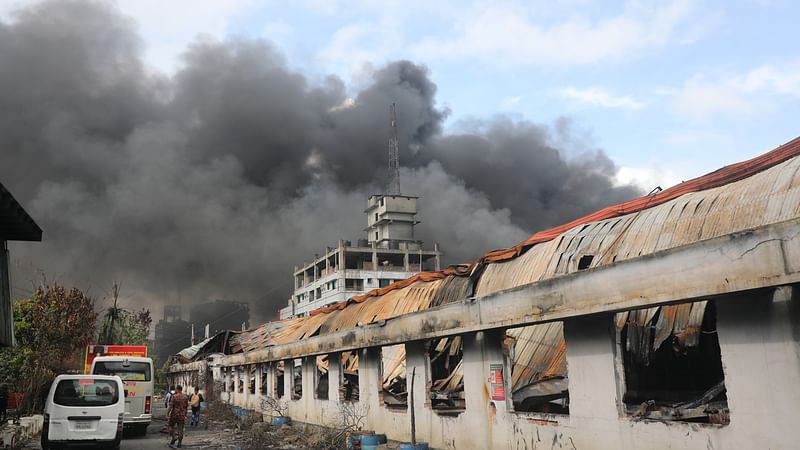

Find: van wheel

[136,424,148,436]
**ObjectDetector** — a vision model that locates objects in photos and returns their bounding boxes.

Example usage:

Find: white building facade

[279,194,441,319]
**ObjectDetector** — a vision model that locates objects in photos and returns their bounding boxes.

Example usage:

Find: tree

[5,284,97,411]
[97,283,152,345]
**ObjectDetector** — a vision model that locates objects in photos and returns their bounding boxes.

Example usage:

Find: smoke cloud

[0,1,640,321]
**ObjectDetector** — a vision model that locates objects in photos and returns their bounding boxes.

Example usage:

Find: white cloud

[672,62,800,121]
[559,87,646,110]
[616,166,685,191]
[501,95,523,107]
[408,0,697,66]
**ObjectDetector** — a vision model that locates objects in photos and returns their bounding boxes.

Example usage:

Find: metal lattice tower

[387,102,401,195]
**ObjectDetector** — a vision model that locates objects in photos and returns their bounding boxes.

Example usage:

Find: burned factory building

[169,137,800,449]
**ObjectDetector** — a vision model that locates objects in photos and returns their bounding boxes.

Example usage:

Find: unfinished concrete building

[170,137,800,449]
[280,194,441,319]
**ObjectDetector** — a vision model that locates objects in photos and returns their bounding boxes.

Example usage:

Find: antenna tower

[387,102,401,195]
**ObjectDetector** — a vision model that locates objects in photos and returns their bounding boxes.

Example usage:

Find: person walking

[164,385,175,408]
[167,385,189,448]
[189,387,204,427]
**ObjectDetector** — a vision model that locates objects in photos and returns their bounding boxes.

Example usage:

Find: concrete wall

[188,287,800,449]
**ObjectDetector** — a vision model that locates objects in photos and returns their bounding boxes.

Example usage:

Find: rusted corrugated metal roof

[181,137,800,382]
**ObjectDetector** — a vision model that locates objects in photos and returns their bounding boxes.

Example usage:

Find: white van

[42,374,124,450]
[90,356,154,435]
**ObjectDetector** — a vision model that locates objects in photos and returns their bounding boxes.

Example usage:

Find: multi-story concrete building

[279,194,441,319]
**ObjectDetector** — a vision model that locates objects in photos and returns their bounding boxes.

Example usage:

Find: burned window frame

[339,350,360,402]
[425,336,465,416]
[291,358,303,401]
[315,354,329,400]
[379,344,408,410]
[614,300,729,425]
[275,360,285,399]
[504,322,570,416]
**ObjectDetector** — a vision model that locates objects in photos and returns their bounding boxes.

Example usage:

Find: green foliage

[6,284,97,411]
[0,345,31,389]
[98,307,152,345]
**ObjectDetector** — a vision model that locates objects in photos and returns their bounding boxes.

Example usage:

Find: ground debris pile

[240,421,348,450]
[202,400,239,427]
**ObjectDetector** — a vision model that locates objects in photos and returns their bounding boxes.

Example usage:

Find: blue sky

[3,0,799,190]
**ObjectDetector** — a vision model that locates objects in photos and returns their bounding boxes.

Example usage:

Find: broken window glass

[505,322,569,414]
[616,300,729,424]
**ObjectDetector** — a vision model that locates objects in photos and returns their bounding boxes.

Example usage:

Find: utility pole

[387,102,401,195]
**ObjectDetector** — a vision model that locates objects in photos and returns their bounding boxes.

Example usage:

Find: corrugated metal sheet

[181,138,800,389]
[506,322,567,393]
[475,153,800,297]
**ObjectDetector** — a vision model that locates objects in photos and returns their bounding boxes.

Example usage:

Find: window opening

[505,322,569,414]
[316,355,329,400]
[616,300,728,424]
[380,344,407,409]
[339,351,359,402]
[427,336,465,415]
[292,359,303,400]
[249,366,256,394]
[275,361,285,399]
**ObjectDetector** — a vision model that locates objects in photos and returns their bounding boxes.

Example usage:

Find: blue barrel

[400,444,429,450]
[271,416,291,427]
[361,434,387,445]
[361,445,378,450]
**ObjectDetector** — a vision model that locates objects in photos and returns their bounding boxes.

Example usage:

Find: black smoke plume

[0,1,640,321]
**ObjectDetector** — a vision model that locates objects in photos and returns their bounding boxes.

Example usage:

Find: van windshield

[93,361,152,381]
[54,379,119,407]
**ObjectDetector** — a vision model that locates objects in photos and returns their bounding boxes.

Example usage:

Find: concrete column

[403,251,410,271]
[285,360,294,402]
[372,251,378,271]
[303,356,315,412]
[462,331,510,449]
[265,363,274,399]
[564,315,620,421]
[717,287,800,449]
[329,352,341,403]
[361,348,379,407]
[255,363,262,398]
[405,340,429,442]
[243,365,251,407]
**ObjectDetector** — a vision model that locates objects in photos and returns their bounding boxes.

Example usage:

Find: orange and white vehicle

[90,356,154,435]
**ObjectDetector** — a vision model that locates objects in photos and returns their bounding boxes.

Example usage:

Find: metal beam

[196,218,800,369]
